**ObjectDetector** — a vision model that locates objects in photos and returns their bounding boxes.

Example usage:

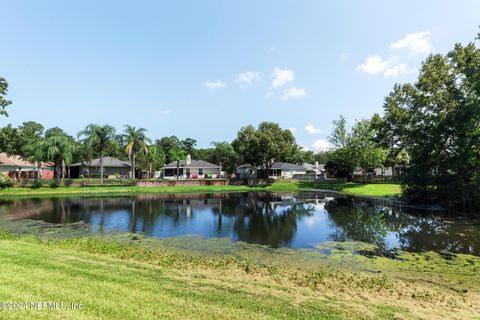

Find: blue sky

[2,1,480,150]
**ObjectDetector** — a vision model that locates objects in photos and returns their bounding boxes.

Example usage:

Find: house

[162,158,221,179]
[70,156,132,178]
[236,162,307,179]
[0,153,54,180]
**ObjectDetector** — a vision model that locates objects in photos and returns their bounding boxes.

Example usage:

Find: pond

[1,191,479,255]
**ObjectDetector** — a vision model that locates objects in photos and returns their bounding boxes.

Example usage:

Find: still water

[1,192,479,255]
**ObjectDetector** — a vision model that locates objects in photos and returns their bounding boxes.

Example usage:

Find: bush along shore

[0,231,478,320]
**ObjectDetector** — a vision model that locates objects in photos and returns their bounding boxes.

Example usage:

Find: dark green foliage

[31,179,45,189]
[232,122,299,177]
[0,175,14,189]
[0,77,12,117]
[49,180,60,189]
[379,37,480,208]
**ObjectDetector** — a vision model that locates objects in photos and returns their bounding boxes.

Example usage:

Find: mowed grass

[0,234,478,320]
[271,180,402,198]
[0,236,391,320]
[0,181,402,198]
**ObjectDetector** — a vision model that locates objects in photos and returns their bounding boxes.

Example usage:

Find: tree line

[1,30,479,208]
[0,119,326,182]
[324,31,480,209]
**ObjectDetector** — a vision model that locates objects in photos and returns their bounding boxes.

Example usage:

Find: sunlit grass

[0,232,478,319]
[0,180,401,198]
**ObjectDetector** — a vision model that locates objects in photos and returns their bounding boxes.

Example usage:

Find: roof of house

[271,162,306,170]
[163,159,219,169]
[0,153,52,169]
[303,163,326,170]
[236,162,306,171]
[71,156,131,168]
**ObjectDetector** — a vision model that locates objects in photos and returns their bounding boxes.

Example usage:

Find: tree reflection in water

[3,192,480,254]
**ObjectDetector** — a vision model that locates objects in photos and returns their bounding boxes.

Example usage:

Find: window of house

[199,168,203,176]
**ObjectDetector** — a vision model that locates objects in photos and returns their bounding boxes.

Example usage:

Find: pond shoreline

[0,181,402,198]
[0,230,478,319]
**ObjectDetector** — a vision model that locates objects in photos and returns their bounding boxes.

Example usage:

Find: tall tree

[0,124,21,154]
[169,148,186,179]
[123,125,150,179]
[145,145,165,179]
[0,77,12,117]
[379,36,480,208]
[182,138,197,156]
[349,119,388,181]
[78,124,116,183]
[232,122,298,178]
[328,115,348,148]
[211,141,236,175]
[155,136,183,163]
[41,131,75,182]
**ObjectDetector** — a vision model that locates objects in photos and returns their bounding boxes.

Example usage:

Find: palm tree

[78,124,116,183]
[146,145,165,179]
[23,141,46,180]
[41,133,75,182]
[211,141,235,178]
[169,148,186,180]
[123,125,150,179]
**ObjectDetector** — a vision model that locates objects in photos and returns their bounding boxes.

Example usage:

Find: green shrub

[49,180,60,189]
[0,175,14,189]
[64,179,74,187]
[31,179,45,189]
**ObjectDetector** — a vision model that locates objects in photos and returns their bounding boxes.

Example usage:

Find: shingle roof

[163,159,219,169]
[270,162,306,170]
[71,156,131,168]
[303,163,326,170]
[236,162,306,170]
[0,153,52,168]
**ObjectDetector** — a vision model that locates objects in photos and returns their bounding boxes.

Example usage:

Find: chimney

[315,161,319,169]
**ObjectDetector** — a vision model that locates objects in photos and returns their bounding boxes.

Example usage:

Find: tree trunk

[100,152,104,184]
[56,163,61,183]
[149,163,152,179]
[219,161,222,179]
[36,162,41,180]
[176,161,180,180]
[131,155,136,179]
[62,159,66,183]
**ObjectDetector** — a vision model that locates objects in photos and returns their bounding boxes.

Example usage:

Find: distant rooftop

[0,153,52,168]
[71,156,131,168]
[163,159,219,169]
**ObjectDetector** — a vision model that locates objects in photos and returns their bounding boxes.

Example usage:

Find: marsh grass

[0,231,478,319]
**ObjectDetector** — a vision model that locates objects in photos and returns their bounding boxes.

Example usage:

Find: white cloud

[236,71,261,86]
[203,80,227,89]
[304,124,321,134]
[282,87,307,100]
[357,56,410,78]
[288,128,297,134]
[384,63,409,78]
[390,31,432,54]
[272,67,294,88]
[300,145,310,151]
[264,91,274,98]
[312,138,332,152]
[356,55,388,75]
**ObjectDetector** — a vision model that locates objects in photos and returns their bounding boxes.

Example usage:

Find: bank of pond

[0,191,479,319]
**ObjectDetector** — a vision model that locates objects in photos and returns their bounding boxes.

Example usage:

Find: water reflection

[1,192,480,255]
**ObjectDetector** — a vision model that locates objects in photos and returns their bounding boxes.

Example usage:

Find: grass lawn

[0,233,478,319]
[0,180,402,198]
